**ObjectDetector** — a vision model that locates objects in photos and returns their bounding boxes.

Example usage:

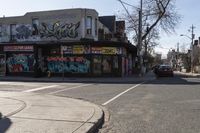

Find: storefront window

[93,55,101,74]
[0,25,2,37]
[10,24,16,40]
[32,18,39,35]
[113,56,119,69]
[102,56,112,73]
[86,16,92,35]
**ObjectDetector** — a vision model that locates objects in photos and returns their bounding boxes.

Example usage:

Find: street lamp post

[180,26,195,73]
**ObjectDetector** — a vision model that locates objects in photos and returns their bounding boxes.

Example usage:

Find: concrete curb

[0,76,155,84]
[70,97,105,133]
[86,108,104,133]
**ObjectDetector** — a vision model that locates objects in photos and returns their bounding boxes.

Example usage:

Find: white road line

[48,84,92,95]
[23,85,59,92]
[102,82,145,106]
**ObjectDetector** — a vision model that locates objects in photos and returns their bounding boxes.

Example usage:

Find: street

[0,73,200,133]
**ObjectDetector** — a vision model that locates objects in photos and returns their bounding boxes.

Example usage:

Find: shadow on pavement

[0,72,199,85]
[146,73,200,85]
[0,113,12,133]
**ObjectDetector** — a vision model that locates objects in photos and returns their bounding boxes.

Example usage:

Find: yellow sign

[102,47,117,54]
[73,45,84,54]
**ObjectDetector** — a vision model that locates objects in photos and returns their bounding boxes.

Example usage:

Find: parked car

[156,64,174,77]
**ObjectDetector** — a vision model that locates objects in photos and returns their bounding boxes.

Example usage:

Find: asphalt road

[0,74,200,133]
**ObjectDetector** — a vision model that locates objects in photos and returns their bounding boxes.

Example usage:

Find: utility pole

[190,24,195,73]
[138,0,143,76]
[177,42,180,71]
[180,24,195,73]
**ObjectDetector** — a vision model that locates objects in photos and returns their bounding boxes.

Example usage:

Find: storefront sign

[4,46,34,52]
[50,48,59,54]
[62,46,73,54]
[92,47,122,55]
[91,47,102,54]
[102,47,118,55]
[73,45,84,54]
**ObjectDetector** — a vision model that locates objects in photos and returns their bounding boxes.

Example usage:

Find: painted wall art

[40,21,80,39]
[7,54,35,72]
[47,56,90,73]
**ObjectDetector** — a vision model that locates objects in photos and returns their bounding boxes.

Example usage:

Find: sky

[0,0,200,58]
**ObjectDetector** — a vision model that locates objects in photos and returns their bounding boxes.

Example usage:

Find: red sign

[4,46,34,52]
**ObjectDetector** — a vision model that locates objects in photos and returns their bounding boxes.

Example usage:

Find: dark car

[156,64,174,77]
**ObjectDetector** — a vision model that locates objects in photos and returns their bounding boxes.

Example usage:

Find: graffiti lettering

[0,58,5,65]
[47,56,90,73]
[16,25,32,39]
[40,21,80,39]
[7,54,35,72]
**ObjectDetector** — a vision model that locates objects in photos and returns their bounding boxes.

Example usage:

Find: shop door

[102,55,112,75]
[93,55,102,75]
[0,54,6,76]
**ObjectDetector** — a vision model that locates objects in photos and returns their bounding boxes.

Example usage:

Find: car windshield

[159,65,171,69]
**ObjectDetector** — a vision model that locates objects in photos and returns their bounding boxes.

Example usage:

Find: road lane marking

[102,82,145,106]
[48,84,92,95]
[23,85,59,92]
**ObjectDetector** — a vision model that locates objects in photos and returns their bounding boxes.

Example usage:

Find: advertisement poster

[0,54,6,76]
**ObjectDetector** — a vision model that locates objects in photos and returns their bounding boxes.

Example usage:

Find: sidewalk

[0,72,156,83]
[0,72,155,133]
[175,71,200,78]
[0,92,104,133]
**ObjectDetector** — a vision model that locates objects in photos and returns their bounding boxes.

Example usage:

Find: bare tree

[122,0,181,50]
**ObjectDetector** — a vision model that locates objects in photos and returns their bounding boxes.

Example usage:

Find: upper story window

[32,18,39,35]
[0,25,2,37]
[86,16,92,35]
[95,18,98,36]
[10,24,16,40]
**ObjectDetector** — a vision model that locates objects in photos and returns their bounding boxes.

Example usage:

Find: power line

[116,0,138,9]
[117,0,135,24]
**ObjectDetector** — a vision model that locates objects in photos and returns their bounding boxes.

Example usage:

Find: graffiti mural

[7,54,35,72]
[16,25,32,39]
[40,21,80,39]
[47,56,90,73]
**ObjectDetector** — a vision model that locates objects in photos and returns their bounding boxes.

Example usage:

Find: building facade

[0,8,137,77]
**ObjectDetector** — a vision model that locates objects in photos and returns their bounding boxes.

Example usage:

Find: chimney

[199,37,200,45]
[194,40,198,45]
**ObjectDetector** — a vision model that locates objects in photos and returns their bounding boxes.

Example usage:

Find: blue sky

[0,0,199,58]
